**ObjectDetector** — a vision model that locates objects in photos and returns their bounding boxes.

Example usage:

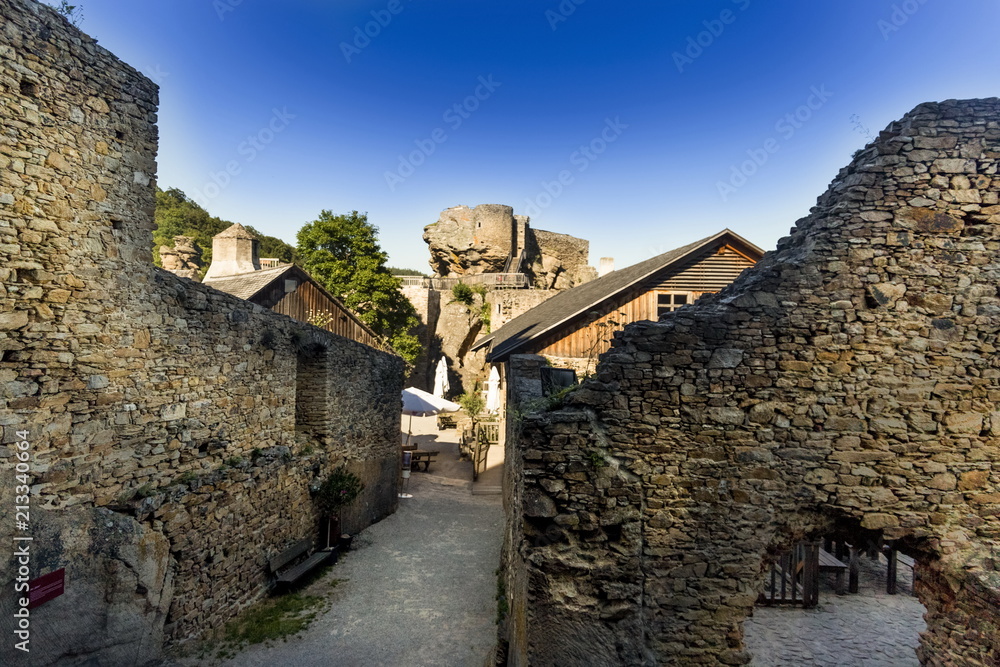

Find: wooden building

[473,229,763,365]
[202,224,386,351]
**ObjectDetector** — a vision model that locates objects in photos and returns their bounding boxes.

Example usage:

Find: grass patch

[223,592,327,648]
[166,574,344,665]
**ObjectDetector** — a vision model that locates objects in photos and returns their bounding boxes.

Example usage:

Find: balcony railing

[395,273,529,290]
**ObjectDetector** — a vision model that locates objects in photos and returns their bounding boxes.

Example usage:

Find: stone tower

[203,223,260,279]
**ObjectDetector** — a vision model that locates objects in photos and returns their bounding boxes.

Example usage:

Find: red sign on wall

[29,569,65,609]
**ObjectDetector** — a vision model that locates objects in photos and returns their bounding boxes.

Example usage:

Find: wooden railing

[473,421,500,481]
[759,542,820,607]
[395,274,529,290]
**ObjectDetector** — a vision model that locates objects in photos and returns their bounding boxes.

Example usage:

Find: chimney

[599,257,615,277]
[204,223,260,279]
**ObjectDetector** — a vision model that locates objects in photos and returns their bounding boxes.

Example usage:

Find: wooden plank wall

[534,245,757,359]
[271,281,384,350]
[644,246,756,292]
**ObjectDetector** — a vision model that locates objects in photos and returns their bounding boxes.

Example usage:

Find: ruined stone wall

[502,99,1000,665]
[487,289,557,333]
[0,1,403,662]
[404,282,493,397]
[402,283,441,390]
[525,228,595,290]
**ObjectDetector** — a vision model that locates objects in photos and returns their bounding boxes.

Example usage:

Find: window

[656,292,690,318]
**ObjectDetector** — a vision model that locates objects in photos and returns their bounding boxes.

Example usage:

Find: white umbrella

[485,366,501,413]
[402,387,460,416]
[433,357,450,398]
[401,387,461,445]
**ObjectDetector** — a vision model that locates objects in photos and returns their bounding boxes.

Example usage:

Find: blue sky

[63,0,1000,272]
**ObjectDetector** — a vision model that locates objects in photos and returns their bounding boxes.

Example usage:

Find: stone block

[945,412,984,434]
[958,470,989,491]
[928,473,958,491]
[932,158,977,174]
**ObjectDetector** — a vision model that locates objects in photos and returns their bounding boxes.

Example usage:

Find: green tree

[297,210,422,365]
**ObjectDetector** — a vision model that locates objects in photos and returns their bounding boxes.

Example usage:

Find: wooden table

[410,450,439,472]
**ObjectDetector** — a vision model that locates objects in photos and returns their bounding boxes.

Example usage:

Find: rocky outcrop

[425,204,515,276]
[0,507,174,666]
[526,229,595,290]
[158,235,202,280]
[423,204,595,289]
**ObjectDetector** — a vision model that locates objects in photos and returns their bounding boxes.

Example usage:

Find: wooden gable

[531,243,757,359]
[245,266,383,349]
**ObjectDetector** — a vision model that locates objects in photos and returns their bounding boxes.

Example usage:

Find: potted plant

[314,465,364,549]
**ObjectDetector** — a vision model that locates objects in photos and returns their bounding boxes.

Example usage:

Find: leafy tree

[297,210,422,365]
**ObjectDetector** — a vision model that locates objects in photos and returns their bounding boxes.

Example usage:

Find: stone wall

[501,99,1000,665]
[401,283,441,390]
[0,1,403,663]
[487,289,557,333]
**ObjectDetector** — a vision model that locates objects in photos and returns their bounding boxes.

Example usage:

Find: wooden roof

[203,264,384,348]
[202,264,294,301]
[473,229,763,362]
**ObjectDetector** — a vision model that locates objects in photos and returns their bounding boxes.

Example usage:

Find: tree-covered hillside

[153,188,297,277]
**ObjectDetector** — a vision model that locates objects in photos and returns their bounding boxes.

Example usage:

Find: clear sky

[62,0,1000,272]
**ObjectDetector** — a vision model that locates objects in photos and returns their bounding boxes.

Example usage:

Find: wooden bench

[819,548,849,595]
[437,414,457,430]
[268,539,334,586]
[410,450,439,472]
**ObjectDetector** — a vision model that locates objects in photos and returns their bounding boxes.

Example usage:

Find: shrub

[315,466,365,516]
[458,392,486,420]
[451,282,475,306]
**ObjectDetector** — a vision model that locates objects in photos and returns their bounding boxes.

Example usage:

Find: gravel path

[214,427,503,667]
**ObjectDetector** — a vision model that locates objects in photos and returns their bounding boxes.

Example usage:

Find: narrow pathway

[219,418,504,667]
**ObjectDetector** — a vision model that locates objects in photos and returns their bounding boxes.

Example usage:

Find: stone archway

[501,99,1000,666]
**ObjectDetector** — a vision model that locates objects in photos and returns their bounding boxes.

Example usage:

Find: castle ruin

[501,99,1000,665]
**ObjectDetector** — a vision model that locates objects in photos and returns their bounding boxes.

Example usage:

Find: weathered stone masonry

[502,99,1000,666]
[0,1,403,664]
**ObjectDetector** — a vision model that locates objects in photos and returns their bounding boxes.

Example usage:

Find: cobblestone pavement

[745,553,926,666]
